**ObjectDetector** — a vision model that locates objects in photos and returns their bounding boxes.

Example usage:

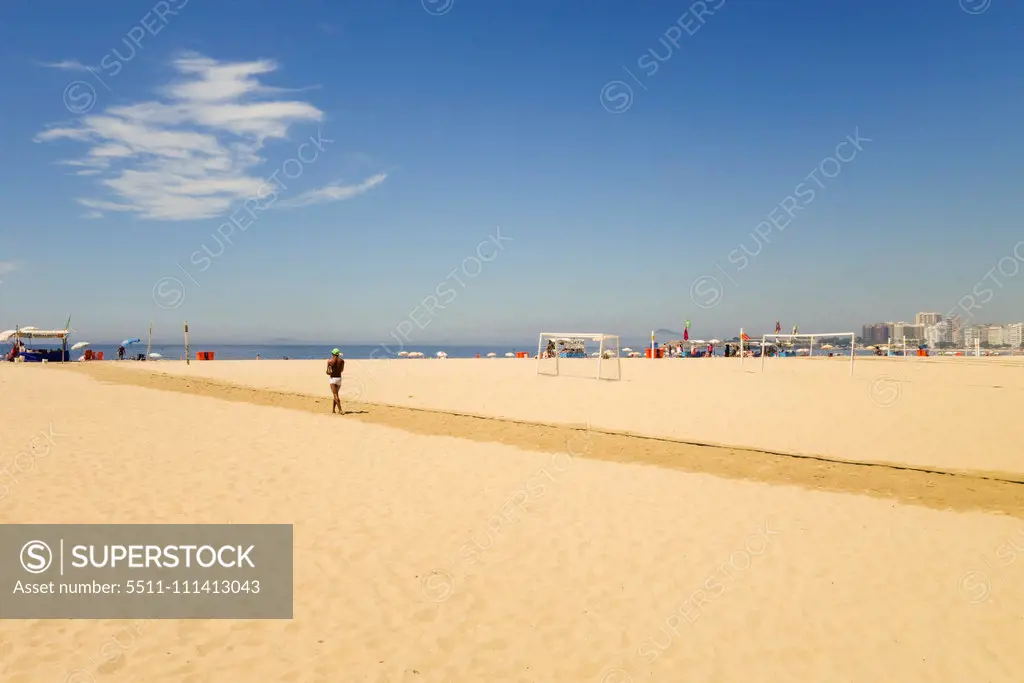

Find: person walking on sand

[326,348,345,414]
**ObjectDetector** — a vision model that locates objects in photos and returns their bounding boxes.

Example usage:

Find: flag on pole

[741,332,750,341]
[683,320,690,341]
[775,321,781,333]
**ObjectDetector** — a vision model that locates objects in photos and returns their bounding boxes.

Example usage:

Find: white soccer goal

[759,332,855,376]
[537,333,621,380]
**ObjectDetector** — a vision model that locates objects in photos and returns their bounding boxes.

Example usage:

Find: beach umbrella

[622,347,633,353]
[436,351,447,358]
[486,352,497,358]
[121,338,141,346]
[709,339,721,344]
[398,351,409,357]
[0,330,16,343]
[148,353,163,359]
[71,341,90,351]
[504,352,515,357]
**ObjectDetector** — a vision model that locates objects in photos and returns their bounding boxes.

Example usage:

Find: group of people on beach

[661,342,717,358]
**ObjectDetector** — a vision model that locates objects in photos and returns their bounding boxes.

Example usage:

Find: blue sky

[1,0,1022,344]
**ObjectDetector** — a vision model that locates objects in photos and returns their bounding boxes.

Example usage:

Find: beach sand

[0,361,1021,681]
[92,355,1024,477]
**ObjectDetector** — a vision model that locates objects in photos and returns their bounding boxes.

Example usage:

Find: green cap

[332,348,341,355]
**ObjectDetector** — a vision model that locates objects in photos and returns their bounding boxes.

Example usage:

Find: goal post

[759,332,855,376]
[537,333,621,380]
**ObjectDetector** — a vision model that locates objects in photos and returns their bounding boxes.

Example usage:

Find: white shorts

[329,377,343,386]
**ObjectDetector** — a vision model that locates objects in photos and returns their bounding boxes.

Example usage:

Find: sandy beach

[7,0,1024,679]
[91,355,1024,478]
[0,359,1022,682]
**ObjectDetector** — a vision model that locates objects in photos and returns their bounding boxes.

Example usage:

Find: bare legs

[330,382,343,414]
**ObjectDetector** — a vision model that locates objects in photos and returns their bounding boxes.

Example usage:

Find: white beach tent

[436,351,448,358]
[148,353,163,359]
[486,352,497,358]
[504,352,515,357]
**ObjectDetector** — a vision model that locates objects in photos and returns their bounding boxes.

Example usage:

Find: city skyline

[862,312,1024,348]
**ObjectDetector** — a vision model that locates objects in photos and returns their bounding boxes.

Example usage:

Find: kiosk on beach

[1,327,71,362]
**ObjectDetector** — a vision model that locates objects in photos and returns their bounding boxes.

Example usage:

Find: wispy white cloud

[82,211,104,219]
[38,59,92,72]
[77,198,136,213]
[277,173,388,208]
[0,262,17,275]
[35,53,328,221]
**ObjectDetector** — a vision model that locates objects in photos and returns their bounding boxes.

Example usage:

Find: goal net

[536,333,621,380]
[758,332,855,376]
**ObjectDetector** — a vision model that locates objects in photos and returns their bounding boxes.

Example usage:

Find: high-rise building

[984,324,1009,346]
[925,319,954,347]
[861,323,891,344]
[915,312,942,327]
[963,325,982,348]
[1008,323,1024,349]
[893,323,925,341]
[945,315,965,345]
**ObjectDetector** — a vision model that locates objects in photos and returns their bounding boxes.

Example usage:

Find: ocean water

[63,343,540,361]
